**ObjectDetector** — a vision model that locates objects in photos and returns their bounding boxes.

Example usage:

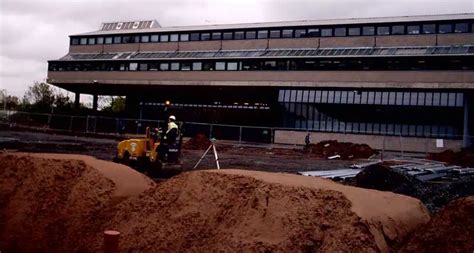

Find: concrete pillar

[92,94,98,111]
[463,91,473,148]
[74,92,80,110]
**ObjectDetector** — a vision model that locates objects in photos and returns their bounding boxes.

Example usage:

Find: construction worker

[159,115,179,161]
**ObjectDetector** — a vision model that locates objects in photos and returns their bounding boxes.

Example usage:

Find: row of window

[71,21,474,45]
[48,57,474,72]
[278,90,464,107]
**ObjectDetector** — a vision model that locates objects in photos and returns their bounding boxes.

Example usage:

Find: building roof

[52,45,474,62]
[73,13,474,36]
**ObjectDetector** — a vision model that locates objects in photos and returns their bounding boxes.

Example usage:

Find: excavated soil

[427,149,474,168]
[399,196,474,253]
[304,140,377,160]
[1,153,430,252]
[182,133,212,150]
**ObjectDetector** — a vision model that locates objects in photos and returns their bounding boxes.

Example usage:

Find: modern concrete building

[47,13,474,151]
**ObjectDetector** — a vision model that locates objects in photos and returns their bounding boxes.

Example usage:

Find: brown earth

[0,153,430,253]
[304,140,377,160]
[182,133,212,150]
[399,196,474,253]
[427,149,474,168]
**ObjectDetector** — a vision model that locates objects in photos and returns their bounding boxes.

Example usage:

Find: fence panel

[49,114,72,131]
[211,125,240,141]
[183,123,211,138]
[241,127,272,143]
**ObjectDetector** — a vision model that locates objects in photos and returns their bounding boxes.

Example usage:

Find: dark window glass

[211,32,222,40]
[377,26,390,35]
[141,35,149,43]
[263,61,277,70]
[150,35,159,42]
[391,25,405,35]
[245,31,256,39]
[223,32,233,40]
[71,38,79,45]
[439,24,453,33]
[149,63,158,71]
[105,37,113,44]
[201,33,211,40]
[334,27,346,36]
[139,63,148,71]
[363,26,375,35]
[80,38,87,45]
[88,38,96,44]
[97,37,104,44]
[190,33,200,41]
[294,29,306,37]
[160,34,169,42]
[270,30,281,38]
[407,25,420,34]
[472,24,474,33]
[113,36,121,44]
[181,62,191,71]
[258,30,268,39]
[122,36,133,43]
[307,28,320,37]
[180,34,189,41]
[321,28,332,37]
[348,27,361,36]
[203,62,214,71]
[455,23,468,33]
[234,31,245,40]
[170,34,179,42]
[282,29,293,38]
[422,24,436,34]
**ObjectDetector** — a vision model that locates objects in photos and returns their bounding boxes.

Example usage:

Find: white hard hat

[169,115,176,121]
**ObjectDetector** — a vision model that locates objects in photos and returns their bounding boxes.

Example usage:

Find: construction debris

[299,168,362,179]
[303,140,377,160]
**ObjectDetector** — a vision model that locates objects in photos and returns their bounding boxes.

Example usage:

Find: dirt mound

[354,164,419,192]
[304,140,377,159]
[427,149,474,168]
[183,133,212,150]
[399,196,474,253]
[0,153,153,252]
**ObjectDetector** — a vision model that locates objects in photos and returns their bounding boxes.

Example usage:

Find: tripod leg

[212,144,220,170]
[193,144,213,169]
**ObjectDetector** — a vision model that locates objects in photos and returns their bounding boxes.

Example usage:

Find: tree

[101,96,126,113]
[23,81,55,112]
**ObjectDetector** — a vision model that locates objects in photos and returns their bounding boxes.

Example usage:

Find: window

[113,36,121,44]
[263,61,277,70]
[211,32,222,40]
[180,34,189,41]
[439,24,453,33]
[407,25,420,34]
[151,35,159,42]
[307,28,320,37]
[181,62,191,71]
[160,34,169,42]
[141,35,149,43]
[348,27,361,36]
[97,37,104,44]
[258,30,268,39]
[171,62,180,70]
[122,36,133,43]
[245,31,256,39]
[170,34,179,42]
[227,62,238,70]
[363,26,375,35]
[192,62,202,70]
[455,23,468,33]
[203,62,214,70]
[88,38,96,44]
[149,63,158,71]
[201,33,211,40]
[270,30,281,38]
[321,28,332,37]
[334,27,346,36]
[377,26,390,35]
[422,24,436,34]
[294,29,306,38]
[71,38,79,45]
[160,63,169,71]
[190,33,200,41]
[234,31,244,40]
[282,29,293,38]
[139,63,148,71]
[129,63,138,71]
[215,62,226,70]
[223,32,233,40]
[391,25,405,35]
[80,38,87,45]
[105,37,113,44]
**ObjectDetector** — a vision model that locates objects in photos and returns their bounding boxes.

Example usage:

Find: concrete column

[92,94,98,111]
[463,91,473,148]
[74,92,80,110]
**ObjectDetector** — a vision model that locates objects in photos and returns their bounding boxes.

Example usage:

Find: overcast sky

[1,0,473,98]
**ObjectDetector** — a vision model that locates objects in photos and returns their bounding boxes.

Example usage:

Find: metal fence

[1,110,471,154]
